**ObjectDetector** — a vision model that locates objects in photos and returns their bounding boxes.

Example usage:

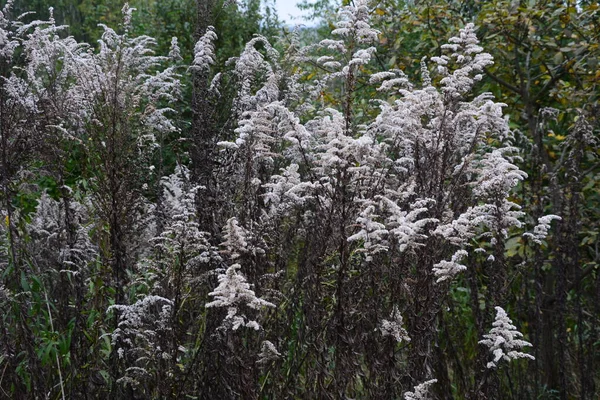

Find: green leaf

[20,271,29,292]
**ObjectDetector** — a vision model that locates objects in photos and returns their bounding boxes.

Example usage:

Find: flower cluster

[479,306,535,368]
[206,264,275,331]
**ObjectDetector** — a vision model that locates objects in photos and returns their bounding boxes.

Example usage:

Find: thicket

[0,0,598,399]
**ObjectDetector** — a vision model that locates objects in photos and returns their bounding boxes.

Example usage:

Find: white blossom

[121,3,135,31]
[479,306,535,368]
[263,163,314,214]
[523,214,561,244]
[472,149,527,200]
[379,196,436,252]
[206,264,275,331]
[209,72,222,95]
[107,295,174,386]
[160,165,190,217]
[348,47,376,67]
[169,36,182,62]
[404,379,437,400]
[331,0,380,44]
[108,295,173,337]
[0,0,18,60]
[152,181,218,272]
[230,36,280,113]
[348,204,389,260]
[431,23,493,98]
[433,249,468,283]
[379,306,410,343]
[370,69,411,92]
[221,217,250,259]
[257,340,281,365]
[191,26,217,73]
[27,192,97,271]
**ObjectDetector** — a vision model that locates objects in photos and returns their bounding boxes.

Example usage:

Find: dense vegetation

[0,0,598,399]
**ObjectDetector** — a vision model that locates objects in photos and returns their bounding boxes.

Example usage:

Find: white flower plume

[523,214,561,244]
[348,204,389,261]
[479,306,535,368]
[431,23,493,98]
[257,340,281,365]
[379,306,410,343]
[191,26,217,73]
[331,0,380,44]
[206,264,275,331]
[404,379,437,400]
[169,36,182,62]
[433,249,468,283]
